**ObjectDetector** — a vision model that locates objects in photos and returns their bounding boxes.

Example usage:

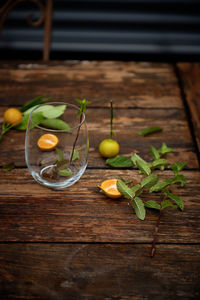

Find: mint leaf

[144,200,161,210]
[150,179,173,193]
[163,189,184,211]
[117,180,136,199]
[40,118,71,131]
[136,159,151,176]
[131,184,141,194]
[141,174,158,188]
[139,127,162,136]
[131,153,147,166]
[152,159,167,170]
[171,174,186,187]
[161,200,177,210]
[169,162,187,176]
[131,197,146,220]
[149,146,160,160]
[70,149,80,161]
[159,143,173,155]
[106,156,133,168]
[56,148,63,161]
[58,169,73,177]
[2,162,15,172]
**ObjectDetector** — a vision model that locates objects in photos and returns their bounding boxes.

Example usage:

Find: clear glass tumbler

[25,102,89,189]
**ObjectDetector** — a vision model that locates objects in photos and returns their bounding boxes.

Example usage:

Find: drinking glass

[25,102,89,189]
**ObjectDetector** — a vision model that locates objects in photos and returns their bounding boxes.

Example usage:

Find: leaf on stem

[69,149,80,161]
[144,200,161,210]
[139,127,162,136]
[152,158,168,170]
[117,180,137,199]
[158,143,173,155]
[169,162,187,176]
[161,200,177,210]
[106,156,133,168]
[56,148,63,161]
[150,179,173,193]
[141,174,158,188]
[171,174,186,187]
[163,189,184,211]
[149,146,160,160]
[131,197,146,220]
[40,118,71,131]
[136,159,151,176]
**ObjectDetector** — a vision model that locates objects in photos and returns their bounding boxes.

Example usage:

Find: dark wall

[1,0,200,61]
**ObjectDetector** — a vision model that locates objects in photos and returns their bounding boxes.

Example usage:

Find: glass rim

[29,101,86,132]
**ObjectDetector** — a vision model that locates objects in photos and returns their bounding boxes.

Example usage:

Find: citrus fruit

[4,108,23,125]
[99,138,120,158]
[98,179,122,199]
[37,133,58,151]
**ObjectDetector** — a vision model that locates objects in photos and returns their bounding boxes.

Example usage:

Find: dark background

[1,0,200,61]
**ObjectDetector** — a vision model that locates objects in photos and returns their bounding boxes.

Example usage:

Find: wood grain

[0,243,199,300]
[0,61,182,108]
[0,169,199,243]
[0,107,198,168]
[177,63,200,153]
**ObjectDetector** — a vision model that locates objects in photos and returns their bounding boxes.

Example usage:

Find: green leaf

[106,156,133,168]
[70,149,80,161]
[117,180,136,199]
[159,142,173,155]
[131,184,141,194]
[169,162,187,176]
[76,98,91,116]
[56,148,63,161]
[161,200,177,210]
[150,179,173,193]
[119,177,133,185]
[171,174,186,187]
[136,159,151,176]
[163,189,184,211]
[16,112,44,130]
[131,197,146,220]
[2,162,15,172]
[20,95,49,112]
[139,127,162,136]
[149,146,160,160]
[141,174,158,188]
[152,158,168,169]
[41,104,66,119]
[58,169,73,177]
[131,153,147,166]
[40,118,71,131]
[144,200,161,210]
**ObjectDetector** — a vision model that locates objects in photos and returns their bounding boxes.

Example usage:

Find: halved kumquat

[37,133,58,151]
[98,179,122,199]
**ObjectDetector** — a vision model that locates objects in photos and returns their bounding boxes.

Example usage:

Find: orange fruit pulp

[98,179,122,199]
[37,133,58,151]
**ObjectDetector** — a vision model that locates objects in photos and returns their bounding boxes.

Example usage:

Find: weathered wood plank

[0,107,198,168]
[0,61,182,108]
[0,169,199,243]
[0,243,199,300]
[177,63,200,153]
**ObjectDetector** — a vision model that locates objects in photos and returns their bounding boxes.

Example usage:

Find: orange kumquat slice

[98,179,122,199]
[37,133,58,151]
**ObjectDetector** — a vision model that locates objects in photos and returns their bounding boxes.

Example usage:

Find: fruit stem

[110,100,114,139]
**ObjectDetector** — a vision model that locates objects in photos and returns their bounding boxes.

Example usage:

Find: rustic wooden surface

[0,61,199,299]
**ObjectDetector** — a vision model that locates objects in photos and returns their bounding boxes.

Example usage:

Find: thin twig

[69,114,82,165]
[150,210,162,257]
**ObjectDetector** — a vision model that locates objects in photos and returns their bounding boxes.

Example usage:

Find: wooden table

[0,61,199,299]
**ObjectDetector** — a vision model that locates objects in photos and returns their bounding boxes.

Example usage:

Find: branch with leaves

[106,142,187,257]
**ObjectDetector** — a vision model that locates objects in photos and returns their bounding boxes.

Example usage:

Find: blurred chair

[0,0,53,61]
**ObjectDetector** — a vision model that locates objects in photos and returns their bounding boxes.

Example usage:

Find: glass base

[31,165,87,189]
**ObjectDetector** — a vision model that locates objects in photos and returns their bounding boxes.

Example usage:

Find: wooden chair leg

[43,0,53,61]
